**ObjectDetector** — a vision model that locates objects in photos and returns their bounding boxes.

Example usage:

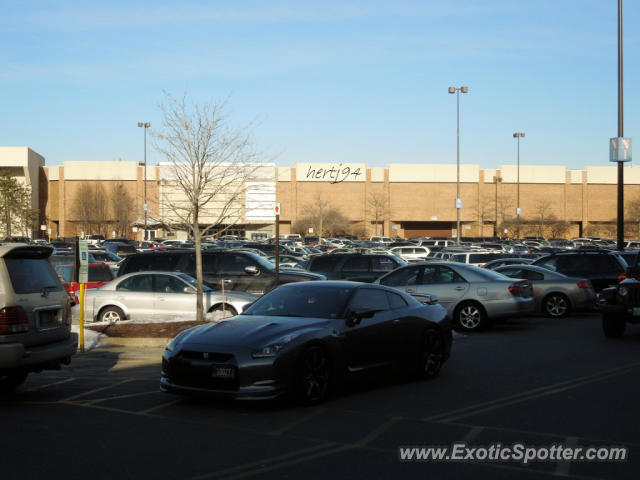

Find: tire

[99,306,125,323]
[454,302,487,332]
[295,346,330,405]
[543,293,571,318]
[209,304,238,320]
[0,372,28,393]
[417,328,445,379]
[602,315,626,338]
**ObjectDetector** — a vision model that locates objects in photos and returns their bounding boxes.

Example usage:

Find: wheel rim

[422,330,444,376]
[546,295,567,317]
[103,310,121,322]
[459,305,482,329]
[301,348,329,402]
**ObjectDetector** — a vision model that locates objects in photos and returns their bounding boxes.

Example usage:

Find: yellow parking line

[271,407,327,435]
[84,390,159,405]
[24,378,76,392]
[60,378,134,402]
[139,398,184,414]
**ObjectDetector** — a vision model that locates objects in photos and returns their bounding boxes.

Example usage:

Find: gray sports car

[160,281,452,404]
[494,264,596,317]
[375,261,535,331]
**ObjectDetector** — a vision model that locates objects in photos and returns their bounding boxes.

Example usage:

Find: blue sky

[1,0,638,169]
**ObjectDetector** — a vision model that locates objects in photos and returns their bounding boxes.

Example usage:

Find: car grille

[166,352,239,391]
[179,350,234,362]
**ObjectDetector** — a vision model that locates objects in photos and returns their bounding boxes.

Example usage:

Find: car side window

[342,256,369,273]
[379,266,421,286]
[309,256,341,273]
[498,268,522,278]
[155,275,189,293]
[387,291,408,309]
[527,270,545,281]
[349,288,389,312]
[116,274,153,292]
[538,257,558,272]
[371,256,397,273]
[201,254,218,273]
[220,254,256,274]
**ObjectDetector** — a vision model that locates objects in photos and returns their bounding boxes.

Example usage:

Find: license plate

[633,308,640,317]
[213,367,235,379]
[37,310,61,329]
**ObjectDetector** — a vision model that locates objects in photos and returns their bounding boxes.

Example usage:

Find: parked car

[103,241,138,258]
[598,254,640,338]
[0,245,77,391]
[117,250,325,296]
[160,281,452,403]
[448,251,511,267]
[55,263,115,304]
[89,250,122,267]
[482,258,534,270]
[75,271,257,322]
[532,249,627,292]
[304,253,406,282]
[494,265,596,317]
[375,261,534,331]
[389,246,431,262]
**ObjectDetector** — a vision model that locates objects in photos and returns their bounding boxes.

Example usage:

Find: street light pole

[448,86,469,245]
[616,0,624,251]
[513,132,525,239]
[137,122,150,240]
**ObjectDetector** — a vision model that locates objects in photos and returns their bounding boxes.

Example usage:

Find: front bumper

[160,346,295,401]
[599,303,640,324]
[0,333,78,372]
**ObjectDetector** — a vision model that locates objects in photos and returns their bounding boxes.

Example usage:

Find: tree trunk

[193,206,204,322]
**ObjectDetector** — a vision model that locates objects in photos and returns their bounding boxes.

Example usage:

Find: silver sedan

[75,271,257,323]
[375,261,535,331]
[494,264,596,318]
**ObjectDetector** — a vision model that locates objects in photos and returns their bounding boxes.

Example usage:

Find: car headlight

[618,286,629,297]
[252,333,299,358]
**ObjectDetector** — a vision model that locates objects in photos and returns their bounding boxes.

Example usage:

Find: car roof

[0,245,53,258]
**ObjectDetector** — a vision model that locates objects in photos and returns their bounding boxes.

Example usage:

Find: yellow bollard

[79,283,85,353]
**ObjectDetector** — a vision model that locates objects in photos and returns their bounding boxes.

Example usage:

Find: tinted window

[371,256,398,272]
[201,254,218,273]
[387,291,408,309]
[421,266,465,284]
[309,256,341,273]
[349,288,390,311]
[220,254,257,274]
[342,256,369,273]
[155,274,189,293]
[89,266,113,282]
[379,266,421,286]
[6,258,63,294]
[116,275,153,292]
[245,285,354,318]
[121,254,185,274]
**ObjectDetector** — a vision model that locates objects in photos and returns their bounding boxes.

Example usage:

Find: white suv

[0,245,77,392]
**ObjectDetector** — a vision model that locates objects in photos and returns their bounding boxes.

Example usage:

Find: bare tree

[473,195,493,238]
[548,219,571,239]
[0,169,36,238]
[626,196,640,240]
[71,183,109,236]
[532,199,555,238]
[294,194,350,242]
[490,194,513,238]
[154,93,263,321]
[110,182,134,237]
[366,190,388,236]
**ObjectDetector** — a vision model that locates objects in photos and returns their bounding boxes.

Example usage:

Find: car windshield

[244,285,355,319]
[248,253,276,271]
[177,273,212,292]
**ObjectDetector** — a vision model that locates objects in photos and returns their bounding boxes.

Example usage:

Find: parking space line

[424,362,640,423]
[188,443,337,480]
[555,436,578,477]
[139,398,184,414]
[24,378,76,392]
[271,407,327,435]
[355,416,401,447]
[460,425,484,444]
[83,390,159,405]
[60,378,135,402]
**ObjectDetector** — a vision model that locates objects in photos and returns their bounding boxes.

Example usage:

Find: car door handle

[454,286,466,291]
[222,279,233,284]
[392,319,400,324]
[407,288,415,293]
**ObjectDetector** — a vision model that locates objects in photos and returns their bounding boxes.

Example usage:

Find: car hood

[179,315,331,349]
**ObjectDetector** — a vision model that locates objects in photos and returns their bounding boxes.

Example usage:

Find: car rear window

[309,256,341,273]
[6,258,63,294]
[89,266,114,282]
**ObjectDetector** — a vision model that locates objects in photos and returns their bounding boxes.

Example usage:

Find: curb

[100,337,172,348]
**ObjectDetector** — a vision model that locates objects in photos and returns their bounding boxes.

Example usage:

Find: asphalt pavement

[2,313,640,480]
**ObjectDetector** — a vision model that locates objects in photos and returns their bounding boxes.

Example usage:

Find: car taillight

[577,280,590,289]
[508,284,521,295]
[618,274,627,282]
[0,306,29,334]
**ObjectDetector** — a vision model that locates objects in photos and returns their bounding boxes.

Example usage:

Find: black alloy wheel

[297,346,330,405]
[418,329,445,379]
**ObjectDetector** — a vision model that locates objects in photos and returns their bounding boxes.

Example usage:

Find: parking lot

[2,313,639,480]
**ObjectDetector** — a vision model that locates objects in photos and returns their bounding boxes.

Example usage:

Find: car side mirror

[345,309,377,327]
[242,302,253,312]
[184,287,195,294]
[412,293,439,305]
[245,265,260,276]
